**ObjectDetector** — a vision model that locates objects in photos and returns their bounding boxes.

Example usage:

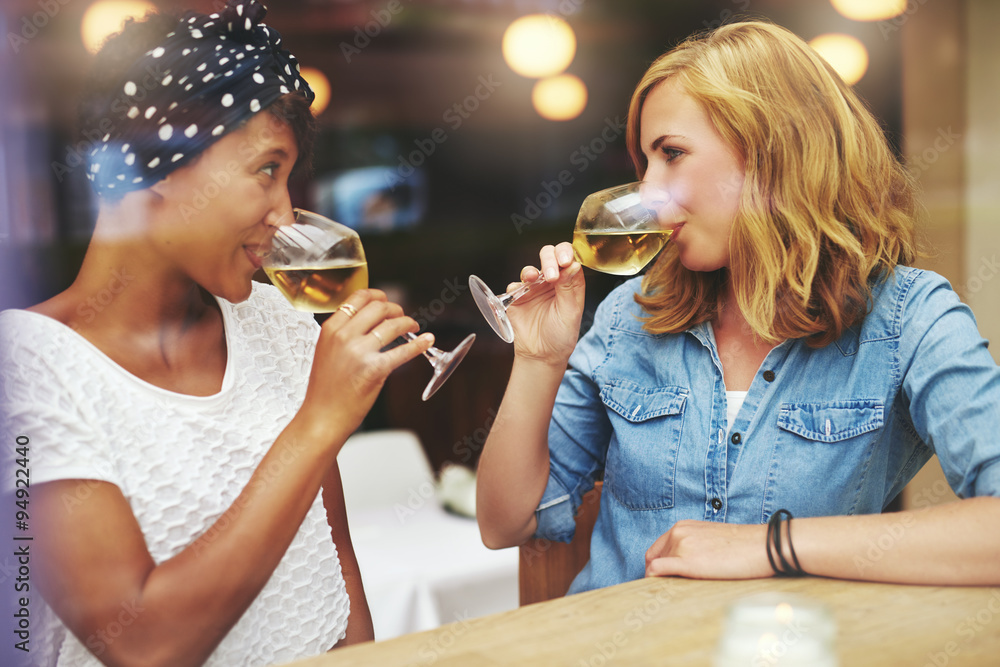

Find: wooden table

[280,577,1000,666]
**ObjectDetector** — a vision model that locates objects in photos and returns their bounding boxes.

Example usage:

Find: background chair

[518,481,603,606]
[337,429,519,640]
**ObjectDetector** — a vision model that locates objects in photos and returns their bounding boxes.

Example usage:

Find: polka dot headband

[87,0,314,197]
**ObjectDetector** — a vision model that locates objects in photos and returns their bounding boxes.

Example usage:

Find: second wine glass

[264,209,475,401]
[469,181,676,343]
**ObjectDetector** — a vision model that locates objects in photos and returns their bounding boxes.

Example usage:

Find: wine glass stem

[403,332,442,362]
[498,275,547,308]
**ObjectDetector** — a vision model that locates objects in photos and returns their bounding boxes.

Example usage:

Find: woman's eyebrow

[252,147,291,161]
[649,134,688,152]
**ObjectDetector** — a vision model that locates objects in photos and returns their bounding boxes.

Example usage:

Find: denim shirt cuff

[972,461,1000,498]
[533,481,577,543]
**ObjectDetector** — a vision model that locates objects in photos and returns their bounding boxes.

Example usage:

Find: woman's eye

[661,147,683,162]
[260,163,278,178]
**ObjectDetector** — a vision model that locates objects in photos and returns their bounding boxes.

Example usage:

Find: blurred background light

[809,33,869,85]
[531,74,587,121]
[81,0,157,54]
[831,0,907,22]
[502,14,576,78]
[300,67,331,116]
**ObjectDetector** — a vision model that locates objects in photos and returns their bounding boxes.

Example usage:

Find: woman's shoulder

[0,308,96,407]
[0,307,78,359]
[598,276,647,313]
[870,266,960,326]
[842,266,978,355]
[591,276,669,336]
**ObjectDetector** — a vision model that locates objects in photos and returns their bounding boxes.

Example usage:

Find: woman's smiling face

[639,78,745,273]
[147,110,299,303]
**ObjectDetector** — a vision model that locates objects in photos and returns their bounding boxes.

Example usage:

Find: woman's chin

[678,256,725,274]
[211,280,254,305]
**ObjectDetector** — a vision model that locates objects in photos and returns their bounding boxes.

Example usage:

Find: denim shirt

[534,266,1000,594]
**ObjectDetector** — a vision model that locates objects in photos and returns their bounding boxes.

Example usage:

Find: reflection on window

[310,166,427,234]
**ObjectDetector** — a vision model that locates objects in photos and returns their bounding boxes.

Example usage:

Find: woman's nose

[639,180,682,229]
[642,160,669,189]
[267,190,295,229]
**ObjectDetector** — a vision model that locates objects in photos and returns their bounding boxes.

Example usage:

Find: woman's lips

[244,246,265,270]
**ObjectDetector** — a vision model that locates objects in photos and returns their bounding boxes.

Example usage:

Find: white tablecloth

[347,505,519,640]
[337,430,519,641]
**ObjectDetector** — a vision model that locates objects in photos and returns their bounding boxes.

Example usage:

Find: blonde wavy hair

[627,21,918,347]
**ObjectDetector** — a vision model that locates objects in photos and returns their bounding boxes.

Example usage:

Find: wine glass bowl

[469,181,674,343]
[264,209,369,312]
[265,209,474,401]
[570,181,675,275]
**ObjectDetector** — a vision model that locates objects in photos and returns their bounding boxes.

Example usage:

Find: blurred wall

[900,0,1000,510]
[965,0,1000,363]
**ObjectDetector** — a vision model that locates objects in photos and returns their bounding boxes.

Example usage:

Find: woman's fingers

[379,330,435,368]
[646,556,680,578]
[645,530,674,570]
[328,289,386,327]
[511,241,580,293]
[328,297,401,342]
[554,241,575,267]
[523,242,579,282]
[366,313,420,348]
[515,266,540,286]
[538,244,559,280]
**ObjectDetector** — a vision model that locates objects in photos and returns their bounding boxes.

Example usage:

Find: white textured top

[0,282,350,667]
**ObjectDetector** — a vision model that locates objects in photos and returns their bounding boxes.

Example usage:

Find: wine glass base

[422,333,476,401]
[468,275,515,343]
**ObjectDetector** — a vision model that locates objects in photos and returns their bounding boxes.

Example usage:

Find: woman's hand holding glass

[504,242,586,367]
[469,181,677,345]
[298,289,429,439]
[264,209,474,404]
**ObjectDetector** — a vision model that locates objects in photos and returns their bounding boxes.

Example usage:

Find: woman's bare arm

[323,461,374,647]
[476,243,585,549]
[645,496,1000,585]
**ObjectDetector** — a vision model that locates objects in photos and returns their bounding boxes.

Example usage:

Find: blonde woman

[476,21,1000,592]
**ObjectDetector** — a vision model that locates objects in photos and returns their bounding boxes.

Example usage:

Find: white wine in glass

[266,262,369,312]
[265,209,475,401]
[469,181,675,343]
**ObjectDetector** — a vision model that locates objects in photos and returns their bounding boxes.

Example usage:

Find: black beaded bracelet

[766,509,805,576]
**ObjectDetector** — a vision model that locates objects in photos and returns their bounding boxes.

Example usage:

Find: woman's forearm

[476,356,565,549]
[792,497,1000,585]
[40,416,349,667]
[646,497,1000,585]
[323,461,374,647]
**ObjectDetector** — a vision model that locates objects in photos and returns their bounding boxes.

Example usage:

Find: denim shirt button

[763,370,776,382]
[711,497,723,511]
[730,431,742,444]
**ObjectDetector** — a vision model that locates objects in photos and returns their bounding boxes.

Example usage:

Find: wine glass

[469,181,675,343]
[264,209,475,401]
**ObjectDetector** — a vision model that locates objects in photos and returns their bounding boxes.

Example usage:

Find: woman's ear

[146,150,204,202]
[147,174,173,200]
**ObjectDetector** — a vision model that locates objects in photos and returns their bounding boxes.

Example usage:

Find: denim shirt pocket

[777,400,885,442]
[600,381,688,510]
[770,399,886,515]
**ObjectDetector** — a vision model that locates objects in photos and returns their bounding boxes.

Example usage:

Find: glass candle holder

[714,593,838,667]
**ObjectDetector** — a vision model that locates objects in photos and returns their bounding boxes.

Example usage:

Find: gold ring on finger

[338,303,358,318]
[371,329,385,347]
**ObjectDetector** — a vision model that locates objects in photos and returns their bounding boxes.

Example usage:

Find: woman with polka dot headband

[0,1,432,664]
